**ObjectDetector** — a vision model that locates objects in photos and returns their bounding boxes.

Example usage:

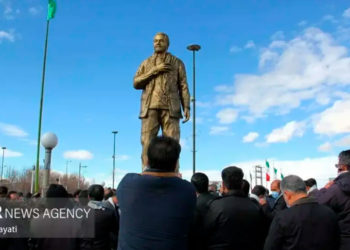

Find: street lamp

[41,132,58,195]
[1,147,6,182]
[78,163,87,189]
[112,131,118,189]
[187,44,201,174]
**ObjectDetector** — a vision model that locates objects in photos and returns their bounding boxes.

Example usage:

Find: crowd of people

[0,136,349,250]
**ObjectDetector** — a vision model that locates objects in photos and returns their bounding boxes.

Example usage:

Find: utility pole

[187,44,201,174]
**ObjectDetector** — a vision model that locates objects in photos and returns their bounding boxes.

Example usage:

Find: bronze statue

[133,32,191,171]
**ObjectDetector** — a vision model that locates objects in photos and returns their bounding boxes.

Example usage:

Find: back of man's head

[339,150,350,170]
[0,186,8,198]
[88,184,104,201]
[221,166,244,190]
[147,136,181,172]
[191,172,209,194]
[304,178,317,188]
[46,184,68,198]
[252,185,267,198]
[281,175,307,194]
[241,179,250,197]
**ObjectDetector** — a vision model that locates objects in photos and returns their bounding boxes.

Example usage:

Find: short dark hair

[221,166,244,190]
[191,173,209,193]
[0,186,8,197]
[304,178,317,188]
[88,185,104,201]
[339,150,350,169]
[252,185,267,197]
[241,179,250,197]
[46,184,68,198]
[79,190,89,206]
[147,136,181,171]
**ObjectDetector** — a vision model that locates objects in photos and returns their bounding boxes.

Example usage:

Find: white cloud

[0,30,14,43]
[322,15,337,23]
[271,31,285,40]
[243,132,259,143]
[266,121,305,143]
[0,123,28,137]
[245,40,256,49]
[180,138,188,149]
[216,27,350,118]
[210,126,229,135]
[29,6,41,16]
[0,147,23,158]
[318,142,332,152]
[216,108,238,124]
[181,156,338,188]
[343,8,350,18]
[117,155,130,161]
[313,99,350,135]
[334,135,350,147]
[196,101,211,107]
[298,20,307,26]
[229,46,241,53]
[63,150,93,160]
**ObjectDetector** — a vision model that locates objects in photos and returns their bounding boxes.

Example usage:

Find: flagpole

[34,19,50,193]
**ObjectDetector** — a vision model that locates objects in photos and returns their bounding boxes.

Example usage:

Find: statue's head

[153,32,169,53]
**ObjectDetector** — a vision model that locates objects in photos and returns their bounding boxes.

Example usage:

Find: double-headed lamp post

[78,163,87,189]
[112,131,118,189]
[187,44,201,175]
[1,147,6,182]
[41,132,58,195]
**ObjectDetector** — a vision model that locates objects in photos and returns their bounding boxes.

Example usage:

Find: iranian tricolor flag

[266,160,270,181]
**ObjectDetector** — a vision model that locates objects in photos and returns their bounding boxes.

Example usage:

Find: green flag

[274,168,278,175]
[265,160,270,168]
[47,0,57,20]
[281,172,284,179]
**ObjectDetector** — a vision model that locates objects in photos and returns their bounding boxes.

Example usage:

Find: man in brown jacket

[133,32,191,171]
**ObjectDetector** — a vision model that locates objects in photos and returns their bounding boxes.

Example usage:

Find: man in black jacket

[80,184,118,250]
[317,149,350,250]
[203,166,266,250]
[264,175,339,250]
[190,173,217,250]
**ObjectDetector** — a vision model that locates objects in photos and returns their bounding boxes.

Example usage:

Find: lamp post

[78,163,87,189]
[112,131,118,189]
[41,132,58,195]
[187,44,201,174]
[1,147,6,182]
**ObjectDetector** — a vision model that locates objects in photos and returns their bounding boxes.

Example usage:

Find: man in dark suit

[264,175,339,250]
[190,173,217,250]
[203,166,266,250]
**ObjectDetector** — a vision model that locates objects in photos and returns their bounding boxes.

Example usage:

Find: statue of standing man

[133,32,191,171]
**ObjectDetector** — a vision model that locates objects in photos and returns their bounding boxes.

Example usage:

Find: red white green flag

[266,160,270,181]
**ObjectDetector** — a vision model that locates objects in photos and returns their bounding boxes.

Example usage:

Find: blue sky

[1,0,350,188]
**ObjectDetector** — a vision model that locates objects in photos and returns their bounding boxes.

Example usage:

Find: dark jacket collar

[224,189,246,198]
[293,196,318,206]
